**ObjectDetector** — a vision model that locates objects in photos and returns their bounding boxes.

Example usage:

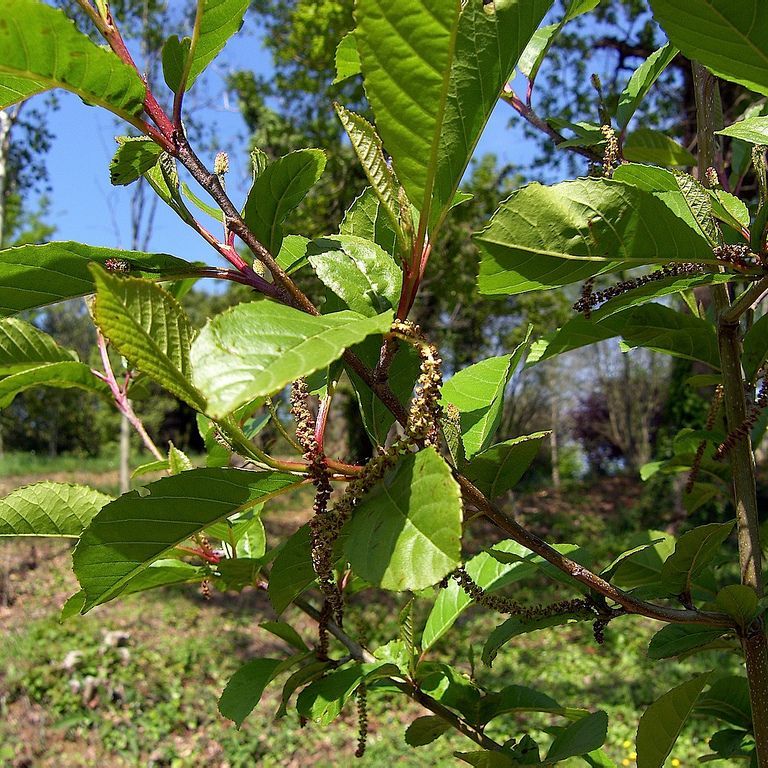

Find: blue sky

[42,19,540,270]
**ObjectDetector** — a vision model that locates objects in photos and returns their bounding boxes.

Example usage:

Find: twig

[94,331,164,462]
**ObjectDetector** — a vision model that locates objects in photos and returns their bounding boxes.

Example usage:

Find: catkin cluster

[574,263,705,316]
[713,244,760,270]
[290,379,342,626]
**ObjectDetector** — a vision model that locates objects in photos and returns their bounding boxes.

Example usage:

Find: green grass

[0,457,746,767]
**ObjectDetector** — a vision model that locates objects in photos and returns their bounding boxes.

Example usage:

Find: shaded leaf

[0,317,77,374]
[647,624,728,659]
[463,432,549,498]
[218,658,285,727]
[404,715,451,747]
[546,711,609,764]
[716,585,759,628]
[0,360,109,408]
[696,676,752,729]
[73,468,301,611]
[0,242,194,317]
[649,0,768,97]
[623,129,696,167]
[636,673,711,768]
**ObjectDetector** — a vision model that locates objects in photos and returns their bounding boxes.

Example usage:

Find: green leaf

[649,0,768,97]
[356,0,551,230]
[347,334,421,447]
[242,149,326,255]
[623,129,696,167]
[91,267,205,410]
[696,676,752,729]
[161,35,191,93]
[611,532,676,590]
[647,624,728,659]
[616,43,678,131]
[636,672,711,768]
[268,524,317,614]
[183,0,250,90]
[546,711,609,764]
[334,32,361,84]
[73,468,301,611]
[404,715,451,747]
[191,301,393,418]
[168,444,194,475]
[463,432,549,498]
[0,317,76,374]
[718,117,768,145]
[334,105,402,241]
[308,235,402,316]
[296,664,389,725]
[275,660,330,719]
[673,172,720,246]
[478,684,564,724]
[455,751,517,767]
[260,621,309,652]
[743,313,768,382]
[276,235,310,274]
[716,585,759,628]
[660,522,734,596]
[218,658,284,727]
[518,0,599,86]
[475,179,712,295]
[530,304,721,369]
[344,447,462,591]
[441,344,527,458]
[483,612,590,667]
[109,137,164,186]
[341,188,398,259]
[0,360,109,408]
[0,242,194,317]
[0,0,145,119]
[0,483,110,538]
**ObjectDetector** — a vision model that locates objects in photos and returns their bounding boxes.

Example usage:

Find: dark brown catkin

[451,567,589,620]
[574,263,705,316]
[686,384,724,492]
[291,379,345,626]
[354,684,368,758]
[714,378,768,460]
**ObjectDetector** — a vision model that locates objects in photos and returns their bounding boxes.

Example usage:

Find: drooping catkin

[714,378,768,460]
[686,384,724,492]
[574,263,705,316]
[354,684,368,758]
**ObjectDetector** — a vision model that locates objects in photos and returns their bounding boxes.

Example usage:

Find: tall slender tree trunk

[694,62,768,766]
